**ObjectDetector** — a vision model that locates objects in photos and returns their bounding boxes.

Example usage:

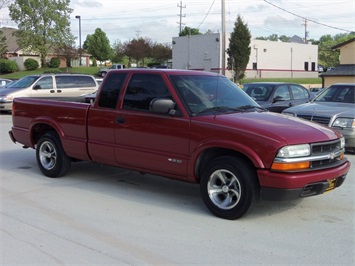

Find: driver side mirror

[272,96,284,103]
[33,85,41,90]
[150,98,176,115]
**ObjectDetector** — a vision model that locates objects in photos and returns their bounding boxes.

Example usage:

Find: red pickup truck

[9,69,350,219]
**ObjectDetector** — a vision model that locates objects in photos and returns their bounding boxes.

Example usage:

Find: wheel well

[32,124,58,145]
[196,148,256,183]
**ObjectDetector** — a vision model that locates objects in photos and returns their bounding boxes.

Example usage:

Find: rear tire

[200,156,259,219]
[36,132,71,177]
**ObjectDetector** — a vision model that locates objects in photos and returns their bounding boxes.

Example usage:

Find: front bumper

[261,174,347,200]
[258,159,350,201]
[0,102,13,111]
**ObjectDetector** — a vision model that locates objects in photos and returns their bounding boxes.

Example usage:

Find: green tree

[227,15,251,83]
[83,28,112,63]
[179,26,201,36]
[9,0,74,67]
[318,33,355,69]
[111,39,125,63]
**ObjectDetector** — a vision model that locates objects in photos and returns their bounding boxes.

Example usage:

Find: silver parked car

[282,83,355,153]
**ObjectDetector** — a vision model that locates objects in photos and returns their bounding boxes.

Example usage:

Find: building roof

[288,35,305,44]
[320,64,355,76]
[332,38,355,50]
[0,27,20,53]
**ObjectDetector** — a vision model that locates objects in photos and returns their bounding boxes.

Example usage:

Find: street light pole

[75,15,82,66]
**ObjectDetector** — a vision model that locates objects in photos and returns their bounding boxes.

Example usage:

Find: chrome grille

[297,115,331,126]
[310,139,343,169]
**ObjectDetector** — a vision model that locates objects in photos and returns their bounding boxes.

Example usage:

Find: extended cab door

[114,73,190,178]
[87,72,127,165]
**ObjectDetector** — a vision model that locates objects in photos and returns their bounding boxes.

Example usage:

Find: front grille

[297,115,331,126]
[311,140,340,154]
[310,139,343,169]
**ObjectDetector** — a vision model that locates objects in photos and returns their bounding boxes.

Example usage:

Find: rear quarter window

[98,73,127,109]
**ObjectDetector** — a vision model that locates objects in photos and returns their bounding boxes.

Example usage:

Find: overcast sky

[1,0,354,46]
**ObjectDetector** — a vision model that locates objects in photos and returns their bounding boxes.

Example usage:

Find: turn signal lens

[271,161,310,171]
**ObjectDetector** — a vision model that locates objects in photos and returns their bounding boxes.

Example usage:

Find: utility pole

[221,0,226,75]
[302,18,308,43]
[177,1,186,35]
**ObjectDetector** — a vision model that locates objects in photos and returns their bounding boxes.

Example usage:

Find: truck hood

[193,111,341,146]
[283,102,355,117]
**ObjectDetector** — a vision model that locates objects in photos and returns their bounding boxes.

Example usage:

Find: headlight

[272,144,311,171]
[276,144,310,158]
[0,95,13,102]
[332,118,355,128]
[340,137,345,149]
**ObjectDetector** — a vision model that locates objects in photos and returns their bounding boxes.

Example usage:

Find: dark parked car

[282,83,355,153]
[242,82,315,113]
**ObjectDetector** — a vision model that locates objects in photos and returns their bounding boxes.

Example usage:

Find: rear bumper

[8,130,16,143]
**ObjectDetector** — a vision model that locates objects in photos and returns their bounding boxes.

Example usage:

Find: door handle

[57,90,62,93]
[116,117,125,124]
[50,90,55,93]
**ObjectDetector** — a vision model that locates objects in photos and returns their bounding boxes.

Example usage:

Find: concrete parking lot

[1,113,354,265]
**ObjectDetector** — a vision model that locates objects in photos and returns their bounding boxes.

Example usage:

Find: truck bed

[11,97,92,161]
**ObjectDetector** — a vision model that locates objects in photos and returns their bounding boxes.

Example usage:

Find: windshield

[242,84,274,101]
[7,76,40,89]
[314,84,355,103]
[169,74,261,115]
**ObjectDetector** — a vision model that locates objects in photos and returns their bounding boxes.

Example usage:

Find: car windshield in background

[314,84,355,103]
[169,74,260,115]
[242,84,274,101]
[7,76,39,89]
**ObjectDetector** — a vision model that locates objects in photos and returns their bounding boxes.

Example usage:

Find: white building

[172,33,319,79]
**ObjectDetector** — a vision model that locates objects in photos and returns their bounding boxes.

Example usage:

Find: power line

[263,0,352,34]
[196,0,216,30]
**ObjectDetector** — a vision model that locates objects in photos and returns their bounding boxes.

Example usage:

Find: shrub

[24,58,39,70]
[0,59,18,73]
[49,57,60,68]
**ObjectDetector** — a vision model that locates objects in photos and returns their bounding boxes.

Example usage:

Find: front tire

[36,132,71,177]
[200,156,259,220]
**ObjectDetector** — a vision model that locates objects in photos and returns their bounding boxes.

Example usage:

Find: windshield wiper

[235,105,267,112]
[197,106,238,115]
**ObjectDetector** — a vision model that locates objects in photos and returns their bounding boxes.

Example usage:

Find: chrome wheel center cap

[222,185,229,193]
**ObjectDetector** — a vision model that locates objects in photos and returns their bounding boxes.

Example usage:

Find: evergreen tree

[227,15,251,83]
